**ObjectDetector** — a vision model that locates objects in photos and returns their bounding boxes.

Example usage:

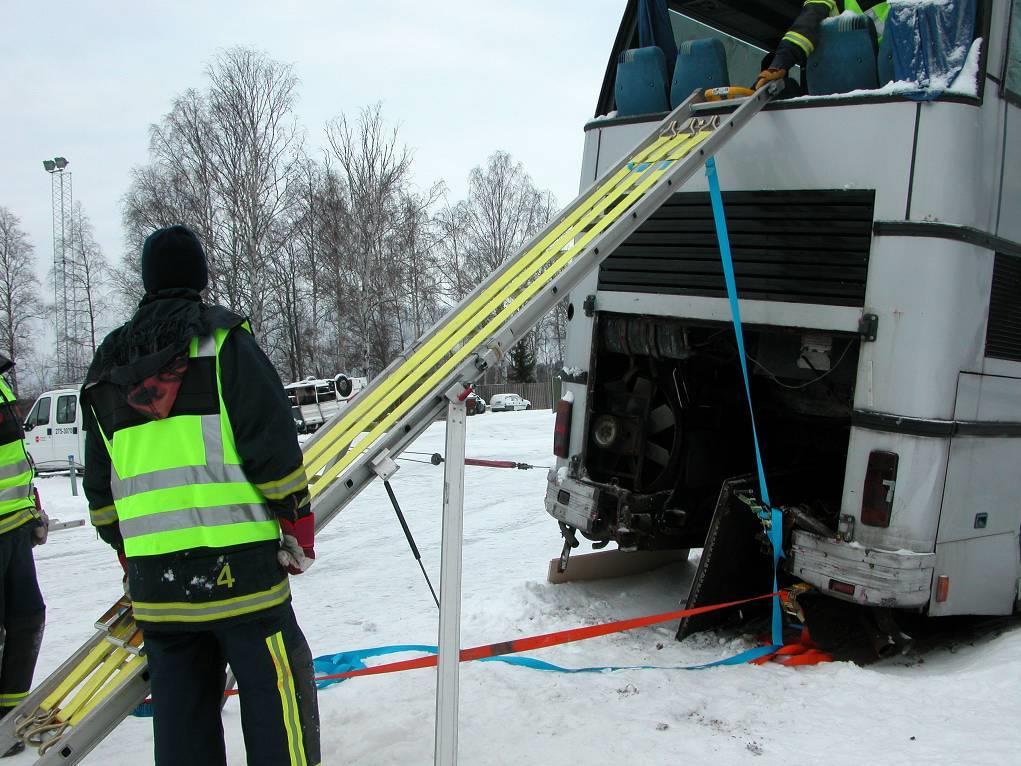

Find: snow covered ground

[21,410,1021,765]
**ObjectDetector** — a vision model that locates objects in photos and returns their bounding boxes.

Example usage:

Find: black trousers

[0,523,45,715]
[144,604,321,766]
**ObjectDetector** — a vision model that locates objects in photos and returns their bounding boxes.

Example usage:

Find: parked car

[466,393,487,415]
[22,386,84,471]
[489,393,530,412]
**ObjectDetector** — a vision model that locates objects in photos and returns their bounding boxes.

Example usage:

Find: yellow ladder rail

[301,132,685,470]
[304,131,708,485]
[309,132,712,494]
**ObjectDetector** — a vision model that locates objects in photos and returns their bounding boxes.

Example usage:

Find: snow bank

[24,412,1021,765]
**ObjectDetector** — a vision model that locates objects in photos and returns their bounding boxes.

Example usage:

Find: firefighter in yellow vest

[755,0,890,90]
[0,355,48,759]
[82,226,319,766]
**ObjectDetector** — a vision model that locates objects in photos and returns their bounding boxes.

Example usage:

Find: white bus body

[546,0,1021,622]
[285,374,367,433]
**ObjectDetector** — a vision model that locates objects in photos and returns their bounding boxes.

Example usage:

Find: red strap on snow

[205,591,800,700]
[304,591,780,685]
[750,626,833,667]
[463,458,518,469]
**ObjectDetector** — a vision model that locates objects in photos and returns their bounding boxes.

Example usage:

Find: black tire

[335,374,353,398]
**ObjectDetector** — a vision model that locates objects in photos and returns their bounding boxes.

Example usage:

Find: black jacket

[769,1,885,72]
[81,290,309,626]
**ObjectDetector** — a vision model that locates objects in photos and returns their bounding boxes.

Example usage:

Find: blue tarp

[638,0,678,81]
[888,0,977,100]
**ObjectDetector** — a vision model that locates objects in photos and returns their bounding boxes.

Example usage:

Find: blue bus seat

[807,14,880,96]
[615,46,670,116]
[877,24,895,85]
[670,38,730,107]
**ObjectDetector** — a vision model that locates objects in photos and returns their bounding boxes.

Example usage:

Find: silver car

[489,393,531,412]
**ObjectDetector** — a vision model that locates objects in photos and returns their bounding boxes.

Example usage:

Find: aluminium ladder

[0,82,781,764]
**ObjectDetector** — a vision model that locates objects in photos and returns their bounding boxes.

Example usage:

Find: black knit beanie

[141,225,209,294]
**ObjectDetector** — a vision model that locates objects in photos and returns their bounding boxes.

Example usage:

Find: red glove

[278,514,315,575]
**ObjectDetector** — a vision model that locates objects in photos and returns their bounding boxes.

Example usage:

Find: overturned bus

[545,0,1021,644]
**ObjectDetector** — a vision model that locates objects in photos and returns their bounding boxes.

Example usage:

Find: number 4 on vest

[216,563,236,589]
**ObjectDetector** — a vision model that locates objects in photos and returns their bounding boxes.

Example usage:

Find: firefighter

[754,1,889,90]
[0,356,47,759]
[82,225,320,766]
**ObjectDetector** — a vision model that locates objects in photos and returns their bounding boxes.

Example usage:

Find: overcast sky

[3,0,625,288]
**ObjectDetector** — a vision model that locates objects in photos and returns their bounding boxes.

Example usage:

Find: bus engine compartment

[547,312,862,555]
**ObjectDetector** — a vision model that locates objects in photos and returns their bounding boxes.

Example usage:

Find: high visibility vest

[0,376,35,535]
[92,327,280,557]
[844,0,889,41]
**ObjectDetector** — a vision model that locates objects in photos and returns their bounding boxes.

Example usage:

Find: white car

[489,393,531,412]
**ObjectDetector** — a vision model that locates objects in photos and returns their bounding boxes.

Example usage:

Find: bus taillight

[553,393,573,459]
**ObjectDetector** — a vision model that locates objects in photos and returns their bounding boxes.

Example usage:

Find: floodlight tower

[43,157,74,382]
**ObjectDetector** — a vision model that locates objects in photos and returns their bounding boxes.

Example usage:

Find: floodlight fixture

[53,157,69,170]
[43,160,56,172]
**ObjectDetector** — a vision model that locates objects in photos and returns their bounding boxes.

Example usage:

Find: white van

[23,386,84,472]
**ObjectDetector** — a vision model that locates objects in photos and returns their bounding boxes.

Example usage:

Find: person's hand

[117,548,130,598]
[278,514,315,575]
[31,487,48,546]
[754,67,787,90]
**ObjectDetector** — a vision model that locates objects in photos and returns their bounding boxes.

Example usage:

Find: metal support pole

[435,394,467,766]
[69,454,78,496]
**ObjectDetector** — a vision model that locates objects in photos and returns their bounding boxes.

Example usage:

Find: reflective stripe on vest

[90,504,118,526]
[102,327,279,557]
[0,378,35,522]
[804,0,838,13]
[0,484,32,503]
[0,459,32,481]
[131,578,291,623]
[0,508,35,536]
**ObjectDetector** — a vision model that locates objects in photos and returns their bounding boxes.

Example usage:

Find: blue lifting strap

[705,156,784,650]
[311,643,781,686]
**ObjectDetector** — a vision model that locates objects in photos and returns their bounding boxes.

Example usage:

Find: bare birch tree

[68,203,110,356]
[122,47,301,334]
[325,104,416,377]
[0,207,43,395]
[118,53,563,388]
[437,151,558,380]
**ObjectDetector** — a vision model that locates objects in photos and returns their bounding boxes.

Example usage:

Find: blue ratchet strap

[312,643,779,686]
[705,156,784,651]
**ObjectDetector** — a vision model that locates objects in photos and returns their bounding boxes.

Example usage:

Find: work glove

[754,67,787,91]
[30,487,49,546]
[117,548,130,598]
[278,513,315,575]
